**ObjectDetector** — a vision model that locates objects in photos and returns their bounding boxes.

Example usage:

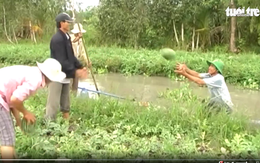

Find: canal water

[78,73,260,120]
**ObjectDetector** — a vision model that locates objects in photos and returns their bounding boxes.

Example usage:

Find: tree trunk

[29,21,37,43]
[134,34,139,49]
[71,0,75,19]
[229,0,237,53]
[12,27,18,44]
[196,33,199,50]
[3,6,14,44]
[173,21,179,47]
[191,17,195,51]
[181,23,184,49]
[192,27,195,51]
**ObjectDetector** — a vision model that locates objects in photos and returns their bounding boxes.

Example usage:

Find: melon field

[1,43,260,159]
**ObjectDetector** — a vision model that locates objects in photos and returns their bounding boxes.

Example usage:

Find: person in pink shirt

[0,58,66,159]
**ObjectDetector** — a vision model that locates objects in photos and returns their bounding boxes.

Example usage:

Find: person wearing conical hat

[174,59,233,113]
[0,58,66,159]
[70,23,91,93]
[70,23,86,59]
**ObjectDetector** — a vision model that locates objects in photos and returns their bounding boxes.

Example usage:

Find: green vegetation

[14,85,260,159]
[1,0,260,53]
[2,0,260,159]
[0,43,260,90]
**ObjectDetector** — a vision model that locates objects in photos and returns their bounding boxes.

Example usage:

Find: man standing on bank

[70,23,88,94]
[45,13,89,121]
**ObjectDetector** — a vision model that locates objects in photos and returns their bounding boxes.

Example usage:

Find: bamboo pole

[70,0,100,96]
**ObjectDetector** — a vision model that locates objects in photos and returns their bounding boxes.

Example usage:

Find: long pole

[78,87,127,100]
[70,0,100,96]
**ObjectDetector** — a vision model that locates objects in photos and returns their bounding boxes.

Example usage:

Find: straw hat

[36,58,66,82]
[71,23,86,34]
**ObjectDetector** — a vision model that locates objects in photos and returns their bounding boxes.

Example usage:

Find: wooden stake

[70,0,100,96]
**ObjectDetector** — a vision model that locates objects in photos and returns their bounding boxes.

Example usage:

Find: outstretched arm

[182,72,206,85]
[186,68,200,78]
[175,68,222,88]
[177,63,200,78]
[175,67,205,86]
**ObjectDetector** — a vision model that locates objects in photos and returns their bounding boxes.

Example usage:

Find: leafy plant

[11,85,259,159]
[0,44,260,90]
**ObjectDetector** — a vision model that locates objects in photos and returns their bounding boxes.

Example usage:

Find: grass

[0,43,260,158]
[0,43,260,90]
[13,84,260,159]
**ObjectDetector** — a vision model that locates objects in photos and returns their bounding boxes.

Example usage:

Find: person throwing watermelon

[174,59,233,113]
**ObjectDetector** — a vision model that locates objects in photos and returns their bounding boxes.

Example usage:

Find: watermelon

[21,118,36,134]
[160,48,176,61]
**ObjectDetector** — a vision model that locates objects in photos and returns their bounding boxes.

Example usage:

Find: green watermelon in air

[160,48,176,61]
